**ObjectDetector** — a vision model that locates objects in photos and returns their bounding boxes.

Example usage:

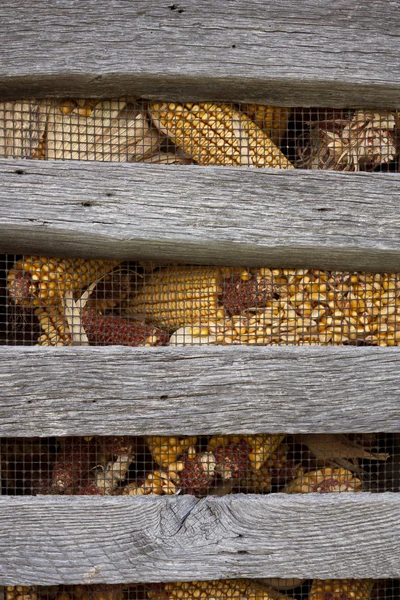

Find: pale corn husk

[46,99,161,161]
[297,110,397,171]
[0,99,55,158]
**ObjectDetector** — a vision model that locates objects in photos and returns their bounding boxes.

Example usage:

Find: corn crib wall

[1,0,400,596]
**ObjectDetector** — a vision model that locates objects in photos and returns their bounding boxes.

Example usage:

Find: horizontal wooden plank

[1,346,400,436]
[1,1,400,107]
[0,493,399,584]
[1,160,400,271]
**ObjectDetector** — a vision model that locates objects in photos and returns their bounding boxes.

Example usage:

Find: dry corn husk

[140,151,193,164]
[297,434,389,475]
[46,99,161,161]
[297,110,397,170]
[0,99,55,158]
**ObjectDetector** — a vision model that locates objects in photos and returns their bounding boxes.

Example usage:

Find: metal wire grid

[0,433,394,497]
[4,579,400,600]
[0,100,398,170]
[2,255,400,347]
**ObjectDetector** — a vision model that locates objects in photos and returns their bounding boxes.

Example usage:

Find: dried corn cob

[240,104,291,145]
[51,437,98,493]
[94,436,136,495]
[309,579,374,600]
[122,469,179,496]
[209,434,284,471]
[35,306,169,347]
[6,587,38,600]
[0,99,55,159]
[147,579,293,600]
[73,585,124,600]
[129,265,236,330]
[146,435,198,467]
[149,101,294,168]
[240,443,301,492]
[46,99,161,161]
[8,256,119,308]
[179,451,217,494]
[282,468,362,493]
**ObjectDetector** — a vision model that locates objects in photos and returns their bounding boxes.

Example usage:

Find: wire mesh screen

[0,100,398,170]
[2,255,400,347]
[0,433,394,496]
[3,579,400,600]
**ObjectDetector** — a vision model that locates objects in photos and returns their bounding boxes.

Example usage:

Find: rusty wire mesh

[4,579,399,600]
[0,100,398,171]
[0,433,395,497]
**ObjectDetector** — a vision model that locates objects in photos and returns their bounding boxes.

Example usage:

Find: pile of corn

[1,433,387,497]
[0,98,294,168]
[7,258,400,347]
[5,580,378,600]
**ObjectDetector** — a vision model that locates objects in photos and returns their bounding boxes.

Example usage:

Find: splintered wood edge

[1,346,400,435]
[1,161,400,271]
[0,1,400,106]
[0,494,399,584]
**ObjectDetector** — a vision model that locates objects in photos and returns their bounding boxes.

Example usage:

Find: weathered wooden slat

[1,160,400,271]
[0,1,400,107]
[1,346,400,436]
[0,494,399,584]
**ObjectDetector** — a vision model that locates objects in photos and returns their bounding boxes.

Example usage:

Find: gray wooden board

[0,494,399,584]
[1,1,400,107]
[1,346,400,436]
[1,160,400,272]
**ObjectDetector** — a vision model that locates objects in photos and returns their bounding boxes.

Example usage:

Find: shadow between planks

[1,346,400,436]
[0,494,399,584]
[1,161,400,271]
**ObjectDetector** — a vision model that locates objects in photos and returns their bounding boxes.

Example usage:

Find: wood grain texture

[1,346,400,436]
[0,1,400,107]
[1,160,400,271]
[0,494,399,584]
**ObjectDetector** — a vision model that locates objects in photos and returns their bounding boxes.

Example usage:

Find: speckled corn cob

[240,104,291,145]
[309,579,374,600]
[50,437,98,493]
[149,101,294,168]
[282,467,362,493]
[35,306,169,347]
[147,579,292,600]
[129,265,235,330]
[146,435,198,467]
[8,256,119,308]
[208,434,284,471]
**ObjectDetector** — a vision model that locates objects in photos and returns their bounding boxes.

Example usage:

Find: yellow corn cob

[149,101,294,168]
[6,587,38,600]
[240,104,291,145]
[8,256,120,308]
[282,468,362,493]
[208,434,284,471]
[35,306,71,346]
[128,265,236,330]
[146,436,198,467]
[309,579,374,600]
[148,579,293,600]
